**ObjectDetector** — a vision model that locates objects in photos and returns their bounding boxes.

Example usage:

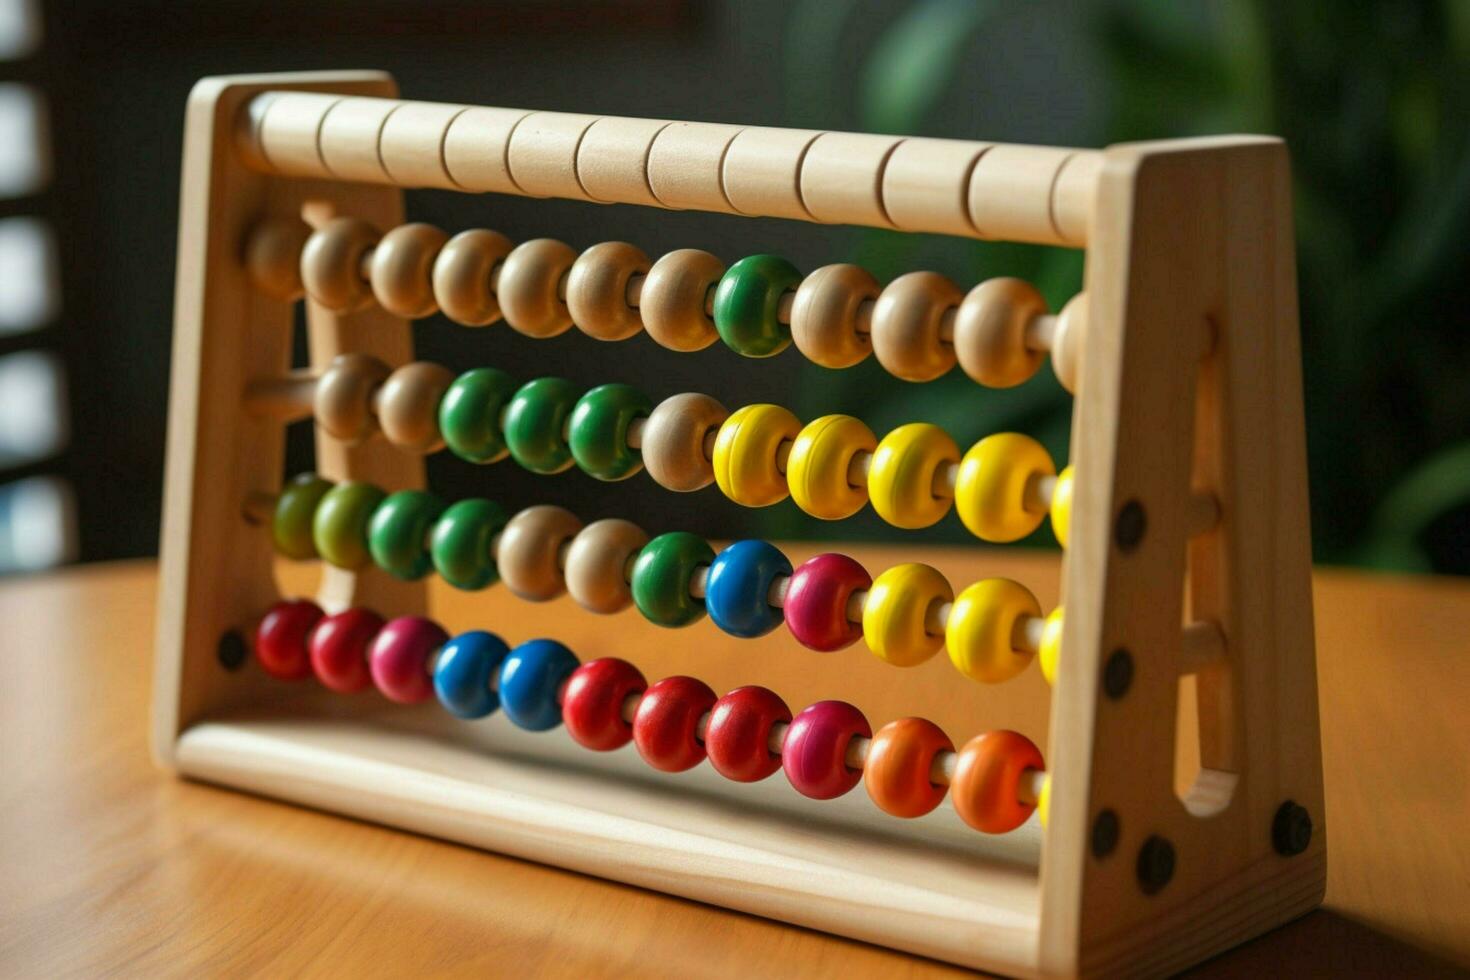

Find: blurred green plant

[774,0,1470,574]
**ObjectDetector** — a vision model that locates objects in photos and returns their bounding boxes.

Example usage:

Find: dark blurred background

[1,0,1467,575]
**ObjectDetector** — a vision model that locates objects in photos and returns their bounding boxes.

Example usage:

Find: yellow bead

[868,423,959,529]
[1037,773,1051,829]
[954,433,1055,542]
[787,414,876,520]
[712,403,801,507]
[945,578,1042,683]
[1039,606,1064,686]
[862,563,953,667]
[1051,465,1074,548]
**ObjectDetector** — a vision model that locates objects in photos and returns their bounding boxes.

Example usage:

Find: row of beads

[282,354,1073,542]
[247,215,1085,392]
[268,474,1061,685]
[254,598,1048,832]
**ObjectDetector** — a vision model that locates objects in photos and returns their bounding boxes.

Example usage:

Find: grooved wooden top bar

[237,91,1098,247]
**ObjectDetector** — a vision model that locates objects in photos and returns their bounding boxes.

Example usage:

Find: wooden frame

[154,72,1325,978]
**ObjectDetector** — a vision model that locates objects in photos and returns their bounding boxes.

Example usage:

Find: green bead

[712,254,800,358]
[313,481,387,570]
[430,498,509,590]
[439,368,518,464]
[504,377,581,474]
[273,473,333,560]
[368,490,444,580]
[568,383,652,481]
[631,531,715,627]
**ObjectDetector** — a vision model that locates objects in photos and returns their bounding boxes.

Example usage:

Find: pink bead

[309,607,383,693]
[783,554,870,651]
[255,599,324,680]
[782,700,871,799]
[368,616,448,703]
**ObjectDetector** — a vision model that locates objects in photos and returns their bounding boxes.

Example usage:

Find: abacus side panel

[153,72,422,768]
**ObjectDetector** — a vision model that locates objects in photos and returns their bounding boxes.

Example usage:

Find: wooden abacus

[154,71,1325,978]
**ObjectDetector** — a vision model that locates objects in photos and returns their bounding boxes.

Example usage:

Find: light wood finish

[368,222,448,318]
[790,263,879,368]
[158,73,1327,977]
[372,361,452,454]
[565,241,648,341]
[7,561,1469,978]
[433,228,513,326]
[640,391,728,491]
[239,91,1095,247]
[638,248,724,352]
[564,518,648,614]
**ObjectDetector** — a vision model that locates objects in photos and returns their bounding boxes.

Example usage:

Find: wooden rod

[238,91,1099,247]
[243,369,317,422]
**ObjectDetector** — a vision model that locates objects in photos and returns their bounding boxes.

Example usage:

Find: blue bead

[433,630,511,719]
[705,539,792,639]
[498,638,580,731]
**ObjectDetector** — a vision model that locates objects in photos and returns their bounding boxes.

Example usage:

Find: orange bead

[950,730,1044,833]
[863,717,954,818]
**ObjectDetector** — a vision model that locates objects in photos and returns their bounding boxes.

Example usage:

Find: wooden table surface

[2,558,1468,978]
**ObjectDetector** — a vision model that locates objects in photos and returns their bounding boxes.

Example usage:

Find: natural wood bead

[870,271,961,382]
[790,263,877,368]
[300,216,380,313]
[497,505,583,601]
[1051,293,1086,394]
[374,362,454,454]
[953,278,1047,388]
[564,518,649,614]
[244,216,310,301]
[497,238,576,338]
[641,392,728,492]
[369,223,448,318]
[640,249,724,352]
[314,352,389,444]
[432,229,514,327]
[566,242,648,341]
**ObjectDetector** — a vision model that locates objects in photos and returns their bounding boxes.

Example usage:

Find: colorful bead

[630,531,714,627]
[564,519,648,614]
[562,658,647,751]
[1039,606,1064,686]
[568,383,652,481]
[439,368,517,464]
[946,578,1041,683]
[312,481,386,570]
[504,377,581,475]
[498,638,579,731]
[368,616,448,704]
[868,423,960,529]
[1037,773,1052,829]
[705,540,791,638]
[640,392,728,492]
[633,675,717,772]
[1051,465,1074,548]
[783,553,870,651]
[787,414,875,520]
[862,563,952,667]
[368,490,444,580]
[712,254,799,357]
[863,717,954,818]
[782,700,871,799]
[308,607,383,693]
[704,686,791,782]
[272,473,332,560]
[951,730,1044,833]
[712,403,801,507]
[255,598,324,680]
[430,498,508,590]
[954,432,1054,542]
[433,630,510,719]
[497,505,582,601]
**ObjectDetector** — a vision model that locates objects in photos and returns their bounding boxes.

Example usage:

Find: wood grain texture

[1,559,1466,978]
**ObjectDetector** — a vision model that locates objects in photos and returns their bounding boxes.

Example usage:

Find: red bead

[705,686,791,782]
[783,553,870,651]
[255,599,324,680]
[563,658,647,751]
[309,607,383,693]
[633,675,716,772]
[368,616,448,703]
[782,700,871,799]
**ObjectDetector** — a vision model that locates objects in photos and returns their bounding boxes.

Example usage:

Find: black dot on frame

[1091,809,1120,858]
[1136,835,1175,894]
[217,629,248,671]
[1114,499,1147,552]
[1103,648,1134,699]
